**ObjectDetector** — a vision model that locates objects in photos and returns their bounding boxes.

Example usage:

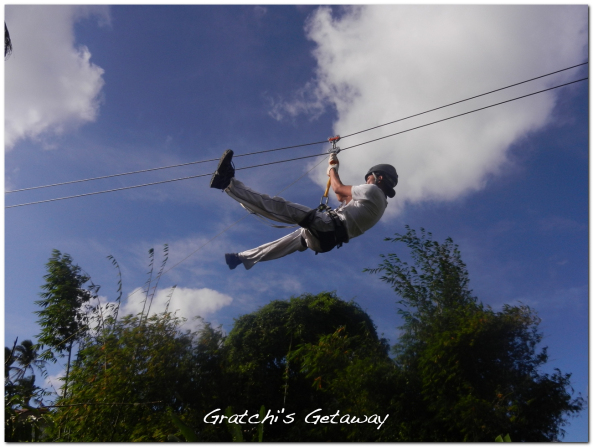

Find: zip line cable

[5,153,328,208]
[338,76,588,153]
[5,140,328,194]
[5,76,588,209]
[340,61,588,139]
[6,61,587,195]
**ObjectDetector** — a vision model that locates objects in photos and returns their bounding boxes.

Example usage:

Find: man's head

[365,164,398,198]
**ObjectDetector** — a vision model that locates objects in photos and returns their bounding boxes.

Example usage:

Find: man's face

[366,174,381,185]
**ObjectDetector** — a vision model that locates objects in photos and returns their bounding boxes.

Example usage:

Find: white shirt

[336,184,387,239]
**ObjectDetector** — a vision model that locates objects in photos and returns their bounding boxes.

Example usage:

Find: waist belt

[297,209,350,254]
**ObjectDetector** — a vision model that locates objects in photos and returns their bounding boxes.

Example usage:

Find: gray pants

[226,179,336,270]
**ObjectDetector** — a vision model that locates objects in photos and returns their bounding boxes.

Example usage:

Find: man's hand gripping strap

[321,136,341,208]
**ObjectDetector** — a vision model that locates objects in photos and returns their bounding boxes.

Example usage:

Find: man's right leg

[229,229,308,270]
[225,178,312,225]
[210,149,312,225]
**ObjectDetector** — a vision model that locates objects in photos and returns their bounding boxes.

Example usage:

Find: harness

[297,136,350,254]
[240,135,351,254]
[297,207,349,254]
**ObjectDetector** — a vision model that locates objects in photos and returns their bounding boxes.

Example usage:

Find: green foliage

[255,405,265,442]
[34,250,99,397]
[225,406,245,442]
[367,226,584,441]
[289,326,397,441]
[11,339,47,381]
[47,312,225,442]
[5,339,52,441]
[35,250,97,356]
[495,433,512,442]
[223,292,388,441]
[170,410,199,442]
[366,226,477,364]
[16,235,585,442]
[5,395,53,442]
[222,405,265,442]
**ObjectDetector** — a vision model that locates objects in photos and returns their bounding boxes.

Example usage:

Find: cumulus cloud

[45,370,65,397]
[5,5,109,150]
[119,286,233,331]
[254,6,268,19]
[271,6,587,215]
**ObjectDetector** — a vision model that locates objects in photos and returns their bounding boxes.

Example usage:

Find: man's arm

[329,168,352,204]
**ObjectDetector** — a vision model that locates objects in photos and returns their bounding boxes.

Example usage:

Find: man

[210,149,397,270]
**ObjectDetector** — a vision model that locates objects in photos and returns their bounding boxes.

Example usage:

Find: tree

[5,344,19,383]
[47,291,392,442]
[289,326,399,441]
[5,340,51,441]
[34,250,98,397]
[367,226,584,441]
[5,339,46,406]
[13,339,46,380]
[5,23,12,59]
[47,312,227,442]
[222,292,390,441]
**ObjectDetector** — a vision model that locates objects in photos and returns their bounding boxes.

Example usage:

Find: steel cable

[6,76,588,209]
[6,61,587,195]
[340,61,588,139]
[5,140,328,194]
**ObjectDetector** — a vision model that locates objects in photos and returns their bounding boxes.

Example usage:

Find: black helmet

[365,164,398,186]
[365,164,398,198]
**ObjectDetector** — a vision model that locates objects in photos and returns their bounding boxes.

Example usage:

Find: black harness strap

[297,209,349,254]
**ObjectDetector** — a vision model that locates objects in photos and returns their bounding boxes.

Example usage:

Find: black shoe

[210,149,235,190]
[225,253,243,270]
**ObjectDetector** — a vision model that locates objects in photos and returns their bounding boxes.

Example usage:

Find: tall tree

[5,23,12,59]
[5,340,51,442]
[367,226,584,441]
[223,292,389,442]
[13,340,46,380]
[289,326,398,441]
[5,343,19,384]
[34,250,98,398]
[48,312,225,442]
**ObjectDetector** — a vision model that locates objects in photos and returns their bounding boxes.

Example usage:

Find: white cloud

[271,6,588,215]
[45,370,65,397]
[119,286,233,331]
[254,6,267,19]
[5,5,109,150]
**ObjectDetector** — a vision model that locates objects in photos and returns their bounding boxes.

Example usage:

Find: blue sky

[3,5,588,441]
